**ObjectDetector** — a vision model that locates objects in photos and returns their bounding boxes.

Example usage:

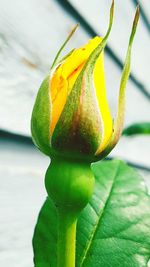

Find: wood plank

[0,138,48,267]
[138,0,150,20]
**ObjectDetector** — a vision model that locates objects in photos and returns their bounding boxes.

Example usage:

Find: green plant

[31,2,150,266]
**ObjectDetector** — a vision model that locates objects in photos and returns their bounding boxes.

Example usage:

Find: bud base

[45,157,95,215]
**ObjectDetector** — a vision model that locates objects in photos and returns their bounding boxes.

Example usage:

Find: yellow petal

[94,54,113,153]
[50,69,68,133]
[50,36,112,137]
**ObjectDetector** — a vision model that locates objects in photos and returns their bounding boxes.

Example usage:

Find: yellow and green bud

[31,3,139,163]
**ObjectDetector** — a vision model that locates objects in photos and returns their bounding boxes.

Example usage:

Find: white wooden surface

[0,138,49,267]
[139,0,150,19]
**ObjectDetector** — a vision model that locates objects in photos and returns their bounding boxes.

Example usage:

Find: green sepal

[112,6,140,145]
[51,1,114,161]
[94,6,140,161]
[51,70,102,161]
[51,24,78,69]
[31,76,51,156]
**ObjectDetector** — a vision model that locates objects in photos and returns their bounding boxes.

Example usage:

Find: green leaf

[33,197,57,267]
[123,122,150,136]
[33,160,150,267]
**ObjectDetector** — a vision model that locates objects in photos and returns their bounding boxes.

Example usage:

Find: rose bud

[31,4,139,162]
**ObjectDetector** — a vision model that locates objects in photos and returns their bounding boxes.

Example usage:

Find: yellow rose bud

[31,3,139,162]
[50,36,112,152]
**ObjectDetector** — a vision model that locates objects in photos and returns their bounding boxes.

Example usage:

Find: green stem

[45,158,95,267]
[57,210,77,267]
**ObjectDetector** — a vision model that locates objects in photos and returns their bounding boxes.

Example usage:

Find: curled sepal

[95,5,140,159]
[31,76,51,155]
[51,0,114,161]
[51,24,78,69]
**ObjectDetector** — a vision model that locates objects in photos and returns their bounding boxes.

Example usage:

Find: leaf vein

[79,162,121,266]
[96,236,150,248]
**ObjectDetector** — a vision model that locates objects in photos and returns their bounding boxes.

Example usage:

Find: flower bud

[31,3,139,162]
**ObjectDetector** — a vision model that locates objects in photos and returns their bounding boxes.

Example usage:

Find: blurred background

[0,0,150,266]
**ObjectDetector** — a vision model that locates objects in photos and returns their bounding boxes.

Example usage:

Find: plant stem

[57,210,77,267]
[45,159,94,267]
